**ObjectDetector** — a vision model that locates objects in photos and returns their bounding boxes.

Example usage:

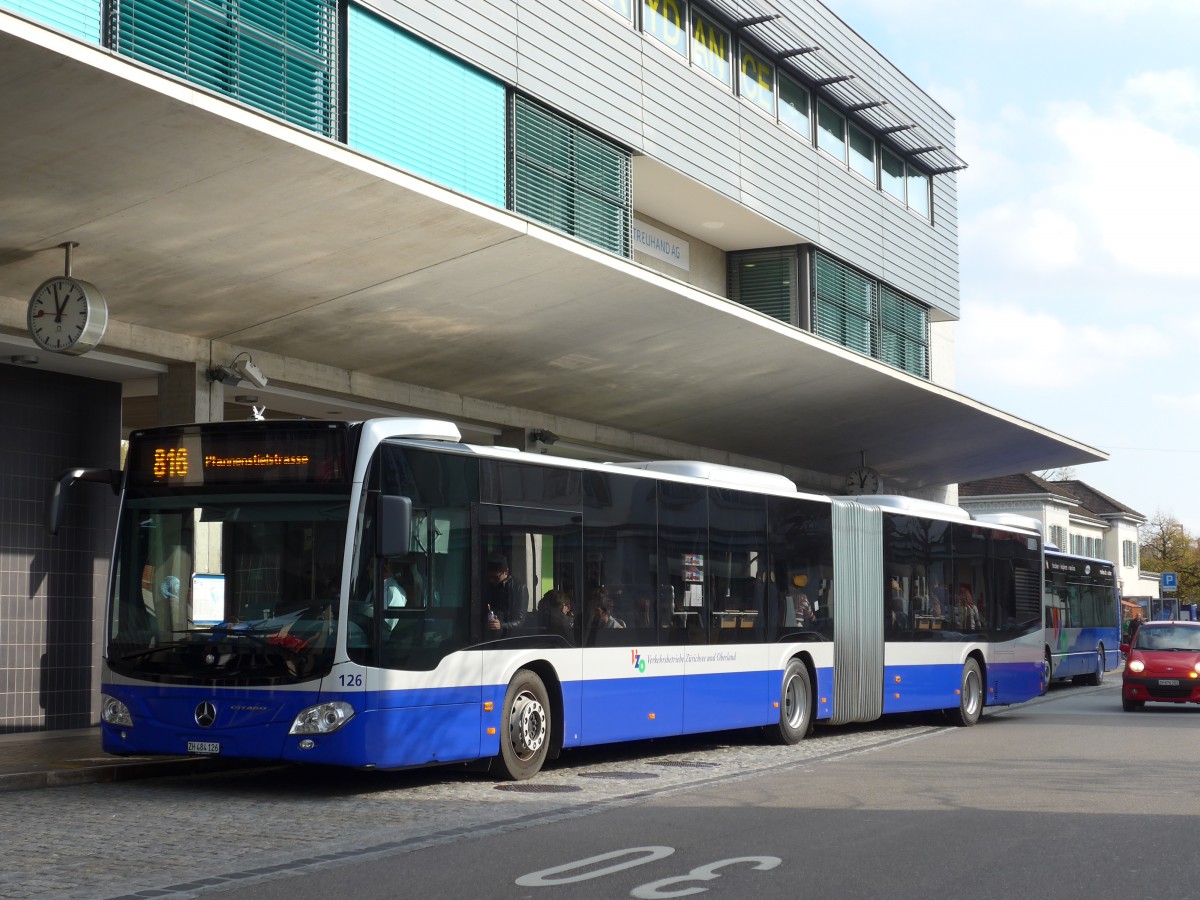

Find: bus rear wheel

[1082,647,1105,686]
[947,658,983,727]
[772,659,813,744]
[496,670,551,780]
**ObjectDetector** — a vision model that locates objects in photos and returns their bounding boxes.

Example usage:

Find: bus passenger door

[477,504,584,746]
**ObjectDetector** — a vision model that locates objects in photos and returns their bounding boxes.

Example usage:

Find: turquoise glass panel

[3,0,101,42]
[347,5,505,207]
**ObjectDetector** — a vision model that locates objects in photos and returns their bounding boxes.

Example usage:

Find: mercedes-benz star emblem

[195,701,217,728]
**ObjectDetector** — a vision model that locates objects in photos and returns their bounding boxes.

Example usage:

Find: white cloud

[961,204,1081,273]
[1053,108,1200,277]
[959,67,1200,287]
[1021,0,1200,21]
[957,303,1163,391]
[1120,69,1200,128]
[1150,392,1200,414]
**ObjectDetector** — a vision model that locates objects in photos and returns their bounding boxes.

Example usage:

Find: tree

[1139,513,1200,606]
[1036,467,1077,482]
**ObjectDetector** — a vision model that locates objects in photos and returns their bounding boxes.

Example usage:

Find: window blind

[510,95,630,257]
[112,0,337,137]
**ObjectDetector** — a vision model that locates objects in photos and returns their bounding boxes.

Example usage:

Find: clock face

[27,276,108,355]
[846,466,882,495]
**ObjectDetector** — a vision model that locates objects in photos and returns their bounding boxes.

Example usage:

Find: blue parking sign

[1162,572,1177,591]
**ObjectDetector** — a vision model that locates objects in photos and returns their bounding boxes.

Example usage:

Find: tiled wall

[0,366,120,732]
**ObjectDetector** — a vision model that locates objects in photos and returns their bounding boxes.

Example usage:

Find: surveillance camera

[233,358,268,389]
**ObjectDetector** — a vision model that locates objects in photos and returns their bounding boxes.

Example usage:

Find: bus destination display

[129,424,349,488]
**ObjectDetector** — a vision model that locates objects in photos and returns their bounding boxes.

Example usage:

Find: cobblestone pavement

[0,718,955,900]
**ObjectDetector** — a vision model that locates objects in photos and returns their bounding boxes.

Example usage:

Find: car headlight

[289,701,355,735]
[101,694,133,727]
[1128,659,1145,674]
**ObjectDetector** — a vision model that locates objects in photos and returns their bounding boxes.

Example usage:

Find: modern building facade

[0,0,1105,731]
[959,474,1160,618]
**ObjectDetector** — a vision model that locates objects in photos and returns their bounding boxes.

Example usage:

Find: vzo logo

[631,648,648,673]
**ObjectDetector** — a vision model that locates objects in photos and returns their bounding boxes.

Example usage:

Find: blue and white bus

[1042,548,1121,688]
[54,418,1046,779]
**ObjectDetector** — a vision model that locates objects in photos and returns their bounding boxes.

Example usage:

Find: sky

[823,0,1200,533]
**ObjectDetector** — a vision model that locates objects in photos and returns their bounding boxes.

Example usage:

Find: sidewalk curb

[0,755,239,793]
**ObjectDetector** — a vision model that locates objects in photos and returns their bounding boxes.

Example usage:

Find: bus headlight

[289,701,355,735]
[1128,659,1145,674]
[101,694,133,728]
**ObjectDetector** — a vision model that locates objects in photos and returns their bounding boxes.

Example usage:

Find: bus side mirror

[376,495,412,559]
[48,467,121,536]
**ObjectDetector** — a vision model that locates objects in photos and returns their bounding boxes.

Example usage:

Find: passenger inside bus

[888,578,909,628]
[590,593,625,630]
[537,589,574,641]
[484,553,528,636]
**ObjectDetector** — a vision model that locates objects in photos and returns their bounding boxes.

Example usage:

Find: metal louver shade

[813,252,875,357]
[511,95,631,257]
[112,0,338,137]
[728,249,796,323]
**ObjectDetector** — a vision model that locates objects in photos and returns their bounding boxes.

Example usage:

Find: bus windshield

[108,494,350,684]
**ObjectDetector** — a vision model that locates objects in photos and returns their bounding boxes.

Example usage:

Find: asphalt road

[4,677,1195,900]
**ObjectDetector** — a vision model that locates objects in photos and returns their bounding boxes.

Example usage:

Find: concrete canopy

[0,17,1105,488]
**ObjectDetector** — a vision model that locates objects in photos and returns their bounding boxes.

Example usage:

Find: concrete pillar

[496,426,530,452]
[158,362,218,426]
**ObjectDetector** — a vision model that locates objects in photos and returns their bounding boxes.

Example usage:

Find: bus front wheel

[948,659,983,727]
[497,670,551,780]
[772,659,813,744]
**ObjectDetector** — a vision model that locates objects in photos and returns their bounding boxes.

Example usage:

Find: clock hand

[53,282,67,320]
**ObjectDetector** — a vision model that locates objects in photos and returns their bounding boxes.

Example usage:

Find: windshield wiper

[113,641,192,663]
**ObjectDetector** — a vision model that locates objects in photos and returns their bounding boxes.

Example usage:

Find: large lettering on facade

[739,46,774,113]
[691,12,729,85]
[644,0,687,57]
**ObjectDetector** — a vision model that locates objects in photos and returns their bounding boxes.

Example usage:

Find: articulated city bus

[1042,548,1121,687]
[52,418,1046,779]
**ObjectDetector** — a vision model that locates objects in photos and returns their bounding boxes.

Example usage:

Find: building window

[881,147,906,201]
[1049,525,1067,549]
[11,0,100,41]
[848,123,876,183]
[347,7,505,206]
[739,44,775,115]
[691,10,731,86]
[727,249,932,379]
[111,0,339,137]
[510,95,631,257]
[778,75,810,140]
[644,0,688,58]
[599,0,635,22]
[879,286,928,378]
[907,168,931,218]
[811,252,929,378]
[813,252,873,356]
[727,249,797,324]
[1122,539,1138,567]
[816,101,847,163]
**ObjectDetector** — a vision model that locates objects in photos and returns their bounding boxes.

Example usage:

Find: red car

[1121,621,1200,711]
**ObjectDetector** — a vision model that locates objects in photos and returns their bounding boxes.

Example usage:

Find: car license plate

[187,741,220,755]
[1157,679,1180,687]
